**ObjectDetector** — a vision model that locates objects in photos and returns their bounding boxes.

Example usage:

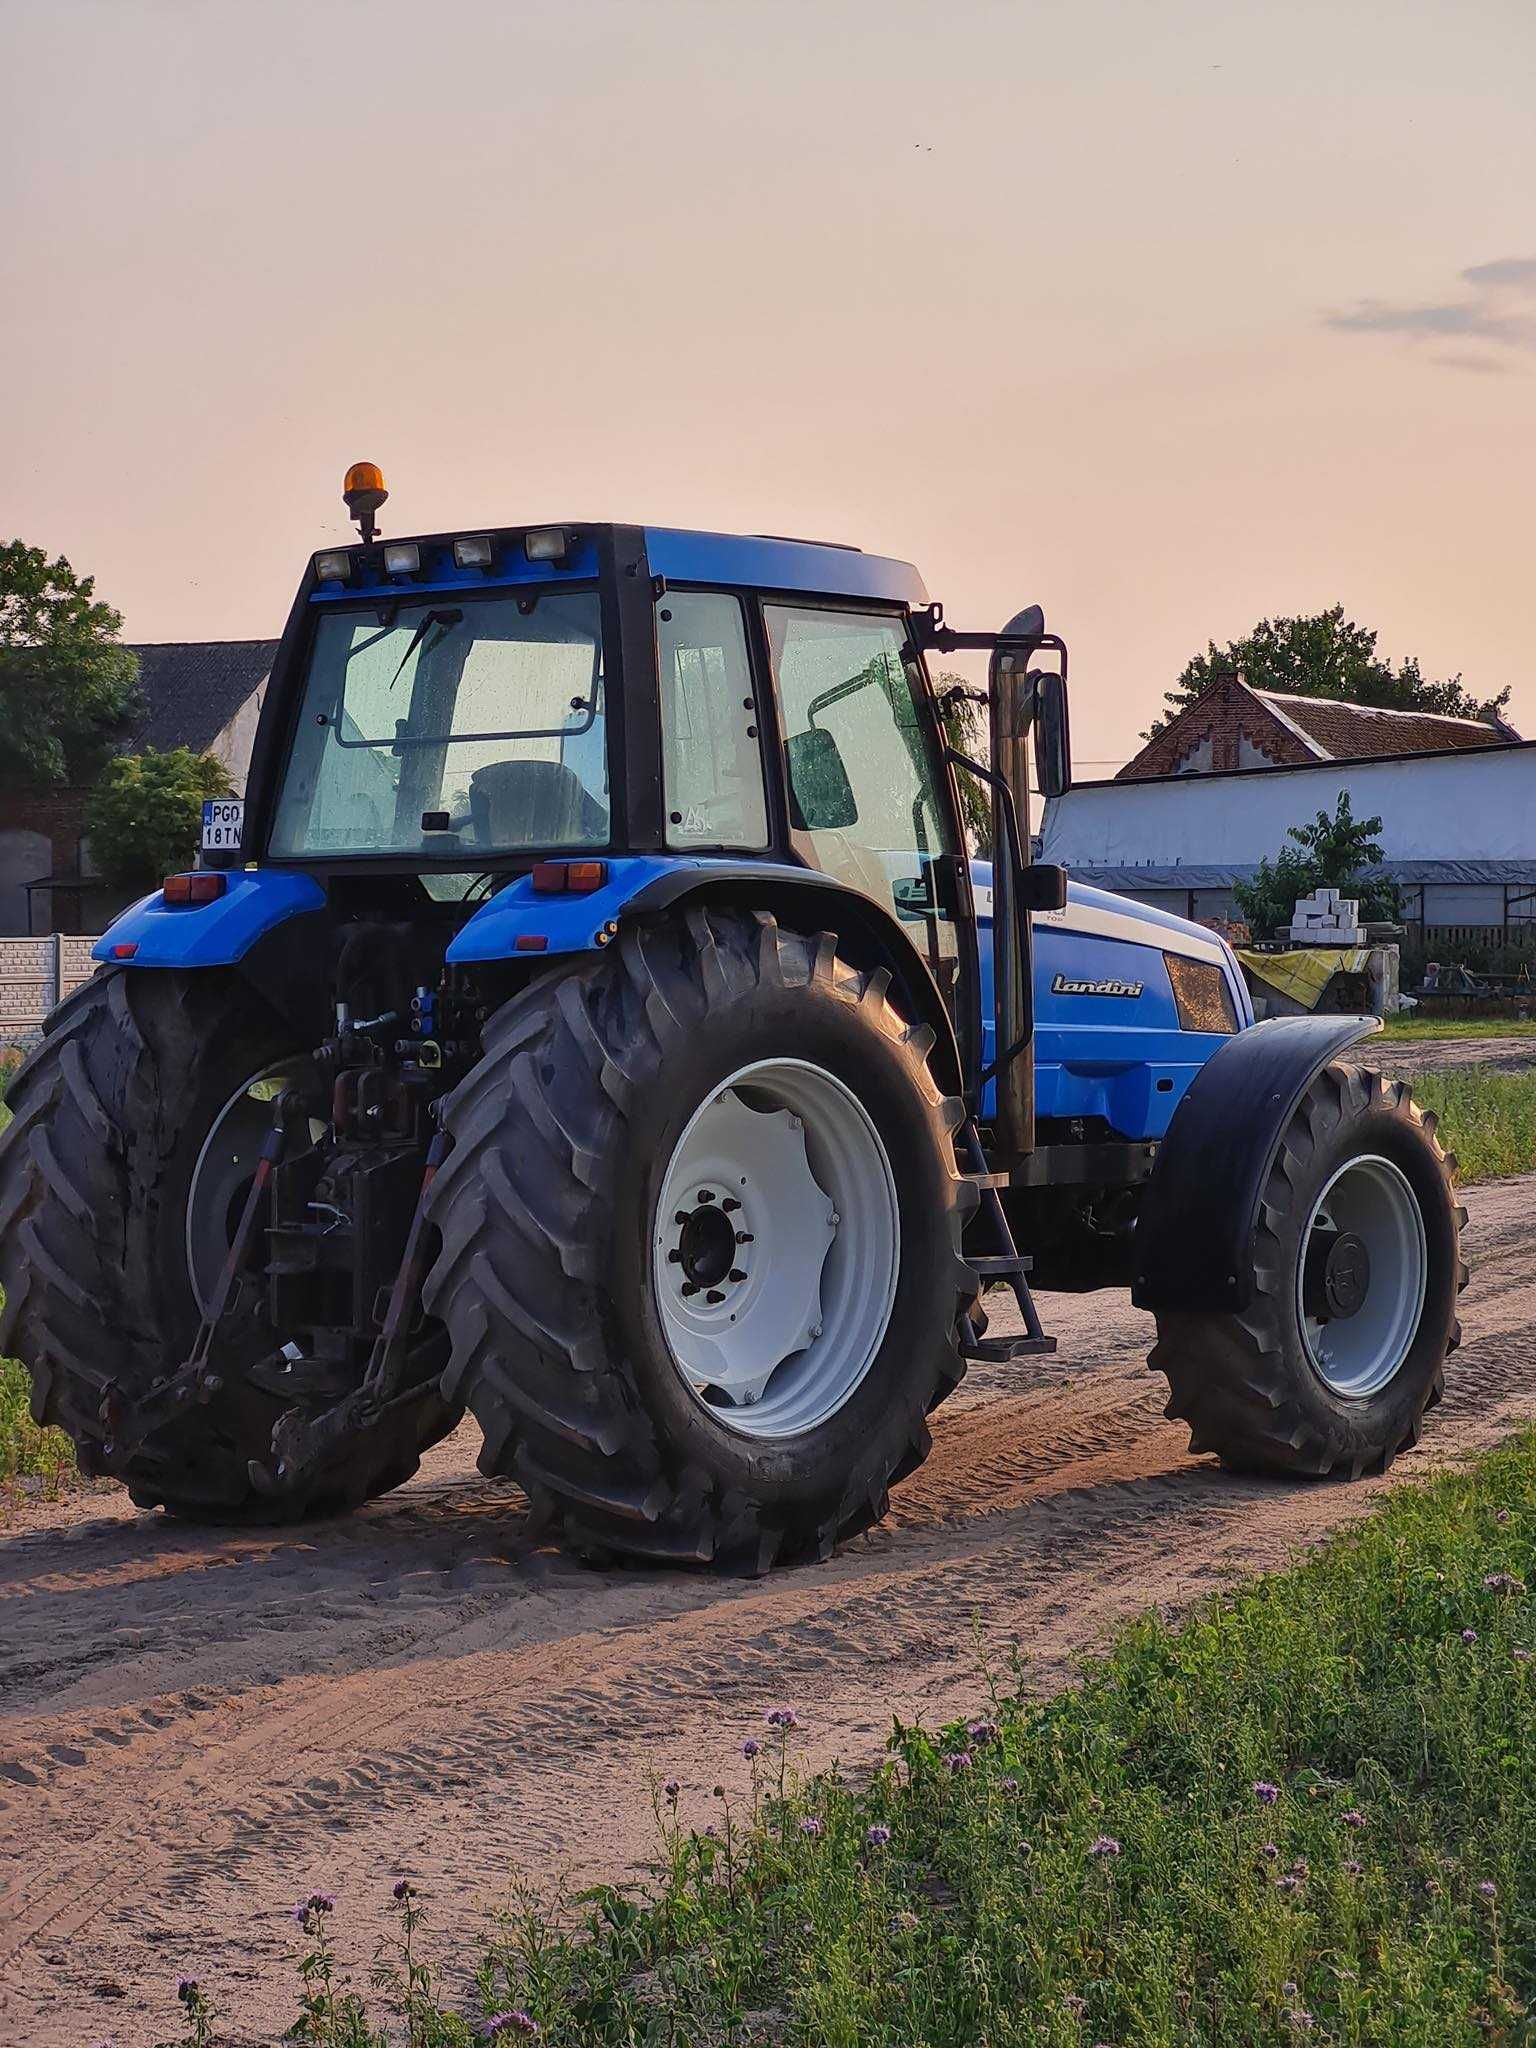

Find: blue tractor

[0,470,1466,1566]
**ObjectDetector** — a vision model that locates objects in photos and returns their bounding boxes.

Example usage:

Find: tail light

[531,861,608,894]
[162,872,228,907]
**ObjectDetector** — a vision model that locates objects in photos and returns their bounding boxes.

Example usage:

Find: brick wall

[1119,672,1314,781]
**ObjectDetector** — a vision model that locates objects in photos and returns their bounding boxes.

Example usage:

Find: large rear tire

[423,909,980,1569]
[1150,1062,1467,1477]
[0,968,454,1520]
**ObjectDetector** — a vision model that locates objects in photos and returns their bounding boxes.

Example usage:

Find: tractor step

[963,1333,1058,1363]
[958,1117,1056,1364]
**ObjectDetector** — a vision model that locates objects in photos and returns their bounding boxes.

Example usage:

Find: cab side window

[658,592,769,850]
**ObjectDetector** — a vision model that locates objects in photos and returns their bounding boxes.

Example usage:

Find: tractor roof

[643,527,928,608]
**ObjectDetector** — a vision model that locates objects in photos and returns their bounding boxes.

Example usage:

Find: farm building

[1117,668,1519,781]
[0,638,276,935]
[1041,740,1536,952]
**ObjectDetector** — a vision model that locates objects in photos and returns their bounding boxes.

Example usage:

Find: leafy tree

[1145,604,1511,740]
[1234,791,1398,939]
[84,748,232,890]
[0,541,141,787]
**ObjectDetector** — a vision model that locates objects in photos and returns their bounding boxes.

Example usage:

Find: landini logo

[1051,972,1144,999]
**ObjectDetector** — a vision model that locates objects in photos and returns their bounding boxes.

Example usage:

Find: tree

[0,541,142,788]
[85,749,233,890]
[1144,604,1511,740]
[1233,790,1398,939]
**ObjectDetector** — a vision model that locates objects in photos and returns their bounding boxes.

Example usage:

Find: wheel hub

[671,1193,748,1300]
[1303,1226,1372,1322]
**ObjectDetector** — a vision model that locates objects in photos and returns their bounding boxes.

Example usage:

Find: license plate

[201,798,244,852]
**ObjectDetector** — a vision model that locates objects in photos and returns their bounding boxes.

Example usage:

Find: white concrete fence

[0,936,101,1050]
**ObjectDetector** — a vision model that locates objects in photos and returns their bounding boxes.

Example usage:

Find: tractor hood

[972,863,1253,1138]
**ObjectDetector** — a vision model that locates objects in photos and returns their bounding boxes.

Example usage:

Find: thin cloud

[1326,256,1536,368]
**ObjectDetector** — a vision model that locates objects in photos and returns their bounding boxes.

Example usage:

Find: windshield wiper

[389,608,463,689]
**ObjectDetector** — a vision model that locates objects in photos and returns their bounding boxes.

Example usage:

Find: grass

[1411,1070,1536,1186]
[1380,1018,1536,1041]
[0,1351,72,1489]
[168,1430,1536,2047]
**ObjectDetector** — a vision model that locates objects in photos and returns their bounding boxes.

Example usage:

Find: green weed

[1412,1069,1536,1184]
[170,1430,1536,2047]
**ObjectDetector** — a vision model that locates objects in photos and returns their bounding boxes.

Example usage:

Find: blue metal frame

[644,528,928,607]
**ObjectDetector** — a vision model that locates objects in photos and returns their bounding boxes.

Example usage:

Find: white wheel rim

[1296,1153,1428,1398]
[652,1057,900,1440]
[186,1058,318,1314]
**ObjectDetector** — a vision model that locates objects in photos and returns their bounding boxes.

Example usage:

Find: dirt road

[4,1173,1535,2046]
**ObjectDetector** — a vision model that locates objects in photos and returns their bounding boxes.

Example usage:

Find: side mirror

[787,726,859,832]
[1033,672,1071,800]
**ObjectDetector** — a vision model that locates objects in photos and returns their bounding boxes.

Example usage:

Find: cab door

[762,602,976,1050]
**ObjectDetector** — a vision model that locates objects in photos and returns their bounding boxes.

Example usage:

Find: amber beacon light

[342,461,389,544]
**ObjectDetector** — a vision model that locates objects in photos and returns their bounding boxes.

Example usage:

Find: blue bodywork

[92,871,326,967]
[970,863,1253,1138]
[97,854,1251,1146]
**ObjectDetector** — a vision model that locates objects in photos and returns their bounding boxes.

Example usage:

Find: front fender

[1131,1013,1382,1317]
[94,871,327,967]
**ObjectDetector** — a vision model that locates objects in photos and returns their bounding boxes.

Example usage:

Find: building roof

[1253,689,1507,761]
[119,639,277,756]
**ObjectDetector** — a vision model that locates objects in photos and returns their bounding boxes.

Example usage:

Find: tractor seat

[468,758,608,847]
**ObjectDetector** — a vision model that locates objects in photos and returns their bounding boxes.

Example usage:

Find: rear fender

[93,871,326,967]
[448,855,964,1093]
[1131,1014,1382,1317]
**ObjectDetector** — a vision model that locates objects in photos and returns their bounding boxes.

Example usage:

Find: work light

[524,527,570,565]
[383,542,421,577]
[314,550,352,583]
[453,535,494,570]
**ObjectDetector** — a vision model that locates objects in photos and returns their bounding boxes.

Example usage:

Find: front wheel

[1150,1063,1467,1478]
[423,909,980,1569]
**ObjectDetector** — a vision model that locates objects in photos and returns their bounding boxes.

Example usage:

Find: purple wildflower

[1516,1648,1534,1663]
[967,1718,1000,1747]
[1462,1628,1479,1645]
[1290,1858,1309,1877]
[799,1815,824,1838]
[1063,1994,1087,2017]
[1479,1880,1498,1899]
[943,1750,974,1774]
[1425,1878,1441,1896]
[1341,1809,1366,1829]
[1087,1834,1121,1858]
[1276,1874,1301,1893]
[741,1737,761,1759]
[307,1892,335,1915]
[663,1778,680,1803]
[1344,1859,1362,1876]
[866,1824,892,1847]
[1252,1780,1280,1805]
[1260,1842,1279,1860]
[176,1978,199,2000]
[765,1707,801,1730]
[392,1878,412,1902]
[1485,1572,1526,1595]
[481,2014,539,2040]
[1287,2012,1314,2030]
[1282,1981,1298,1997]
[1000,1775,1020,1794]
[1498,1509,1511,1523]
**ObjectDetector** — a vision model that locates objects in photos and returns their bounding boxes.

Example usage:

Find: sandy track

[3,1175,1535,2045]
[1372,1033,1536,1078]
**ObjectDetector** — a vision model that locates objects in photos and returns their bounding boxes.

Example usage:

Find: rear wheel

[423,909,980,1569]
[0,968,454,1520]
[1150,1062,1466,1477]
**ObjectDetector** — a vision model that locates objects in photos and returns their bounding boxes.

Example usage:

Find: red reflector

[162,872,228,906]
[531,860,608,894]
[514,934,549,952]
[111,942,139,959]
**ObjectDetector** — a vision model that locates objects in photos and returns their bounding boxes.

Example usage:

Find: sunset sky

[3,0,1532,772]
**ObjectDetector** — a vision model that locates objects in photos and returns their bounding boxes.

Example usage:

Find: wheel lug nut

[706,1289,725,1304]
[668,1249,682,1264]
[728,1268,747,1283]
[722,1198,741,1212]
[680,1281,699,1297]
[674,1211,690,1227]
[697,1189,714,1203]
[735,1231,754,1244]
